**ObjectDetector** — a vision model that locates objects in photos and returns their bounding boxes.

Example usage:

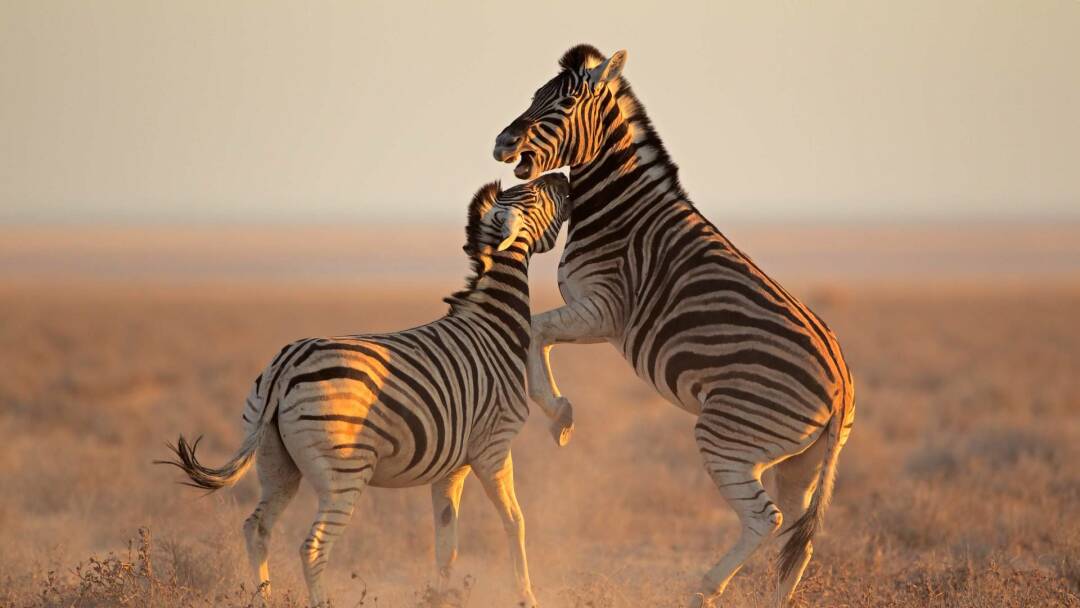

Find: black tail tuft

[778,498,820,581]
[155,433,255,491]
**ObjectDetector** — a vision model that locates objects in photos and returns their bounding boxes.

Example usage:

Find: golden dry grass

[1,276,1079,607]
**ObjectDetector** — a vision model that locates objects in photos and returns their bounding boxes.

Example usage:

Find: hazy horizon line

[3,211,1078,229]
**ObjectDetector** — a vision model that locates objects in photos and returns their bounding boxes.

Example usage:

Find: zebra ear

[495,207,525,252]
[587,49,627,92]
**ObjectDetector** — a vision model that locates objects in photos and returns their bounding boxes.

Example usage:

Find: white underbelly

[610,338,703,417]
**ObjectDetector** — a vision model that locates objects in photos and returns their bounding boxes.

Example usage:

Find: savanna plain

[0,224,1078,607]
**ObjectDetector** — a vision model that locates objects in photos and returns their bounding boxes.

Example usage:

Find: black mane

[445,181,500,309]
[559,43,605,71]
[559,45,691,209]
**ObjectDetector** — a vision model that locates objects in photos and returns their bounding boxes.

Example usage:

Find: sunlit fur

[159,174,568,608]
[495,45,856,607]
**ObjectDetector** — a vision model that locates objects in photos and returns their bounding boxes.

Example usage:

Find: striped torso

[243,256,532,488]
[561,126,853,451]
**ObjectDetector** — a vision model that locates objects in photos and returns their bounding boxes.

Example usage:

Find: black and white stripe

[160,174,568,608]
[494,45,856,608]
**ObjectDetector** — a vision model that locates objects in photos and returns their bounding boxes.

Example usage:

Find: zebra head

[494,44,627,180]
[466,173,569,257]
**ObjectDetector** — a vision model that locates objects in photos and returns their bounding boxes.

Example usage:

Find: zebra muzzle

[514,151,537,180]
[493,130,523,162]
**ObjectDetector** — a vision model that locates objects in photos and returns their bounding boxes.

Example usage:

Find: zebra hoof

[550,399,574,447]
[551,419,574,447]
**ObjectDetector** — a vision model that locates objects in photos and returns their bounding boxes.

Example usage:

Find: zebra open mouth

[514,151,537,180]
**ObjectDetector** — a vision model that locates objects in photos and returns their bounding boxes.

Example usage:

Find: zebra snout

[494,124,527,162]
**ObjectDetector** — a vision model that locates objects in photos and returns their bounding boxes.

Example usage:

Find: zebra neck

[568,97,687,232]
[446,252,531,322]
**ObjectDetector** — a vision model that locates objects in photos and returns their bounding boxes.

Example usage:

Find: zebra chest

[556,255,620,304]
[556,261,586,303]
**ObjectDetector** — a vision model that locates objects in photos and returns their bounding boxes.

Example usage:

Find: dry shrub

[12,527,285,608]
[5,527,461,608]
[159,533,244,594]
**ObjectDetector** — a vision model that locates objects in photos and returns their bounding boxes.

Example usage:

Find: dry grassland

[0,275,1078,607]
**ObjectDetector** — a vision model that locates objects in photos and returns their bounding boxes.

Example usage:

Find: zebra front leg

[529,338,575,447]
[430,466,471,593]
[476,451,539,607]
[528,298,614,446]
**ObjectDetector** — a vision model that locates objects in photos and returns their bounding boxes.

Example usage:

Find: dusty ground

[1,254,1079,606]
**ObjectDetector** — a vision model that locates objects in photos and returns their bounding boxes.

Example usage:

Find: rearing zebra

[159,174,569,608]
[492,45,855,607]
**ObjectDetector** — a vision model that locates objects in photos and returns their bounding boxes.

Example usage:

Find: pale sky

[1,1,1078,224]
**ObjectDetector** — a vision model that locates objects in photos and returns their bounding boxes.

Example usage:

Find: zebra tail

[157,396,275,491]
[777,390,853,581]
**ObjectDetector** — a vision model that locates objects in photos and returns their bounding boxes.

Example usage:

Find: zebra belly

[362,421,471,488]
[278,389,443,488]
[614,338,705,415]
[279,412,466,489]
[368,451,469,488]
[619,335,837,443]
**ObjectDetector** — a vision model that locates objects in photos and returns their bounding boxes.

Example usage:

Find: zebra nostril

[494,131,525,162]
[497,131,522,148]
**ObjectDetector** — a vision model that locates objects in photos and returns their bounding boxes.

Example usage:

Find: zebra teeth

[514,151,537,180]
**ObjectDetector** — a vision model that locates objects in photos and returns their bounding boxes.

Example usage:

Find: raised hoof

[688,592,714,608]
[549,398,574,447]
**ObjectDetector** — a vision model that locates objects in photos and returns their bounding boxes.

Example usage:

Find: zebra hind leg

[243,421,301,606]
[690,422,783,608]
[294,455,375,608]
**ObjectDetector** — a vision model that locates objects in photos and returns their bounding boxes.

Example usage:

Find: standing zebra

[159,174,569,608]
[492,45,855,607]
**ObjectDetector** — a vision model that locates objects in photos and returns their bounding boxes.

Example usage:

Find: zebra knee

[299,535,322,569]
[243,512,258,537]
[761,504,783,535]
[244,512,268,547]
[769,505,783,529]
[502,508,525,535]
[744,500,783,538]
